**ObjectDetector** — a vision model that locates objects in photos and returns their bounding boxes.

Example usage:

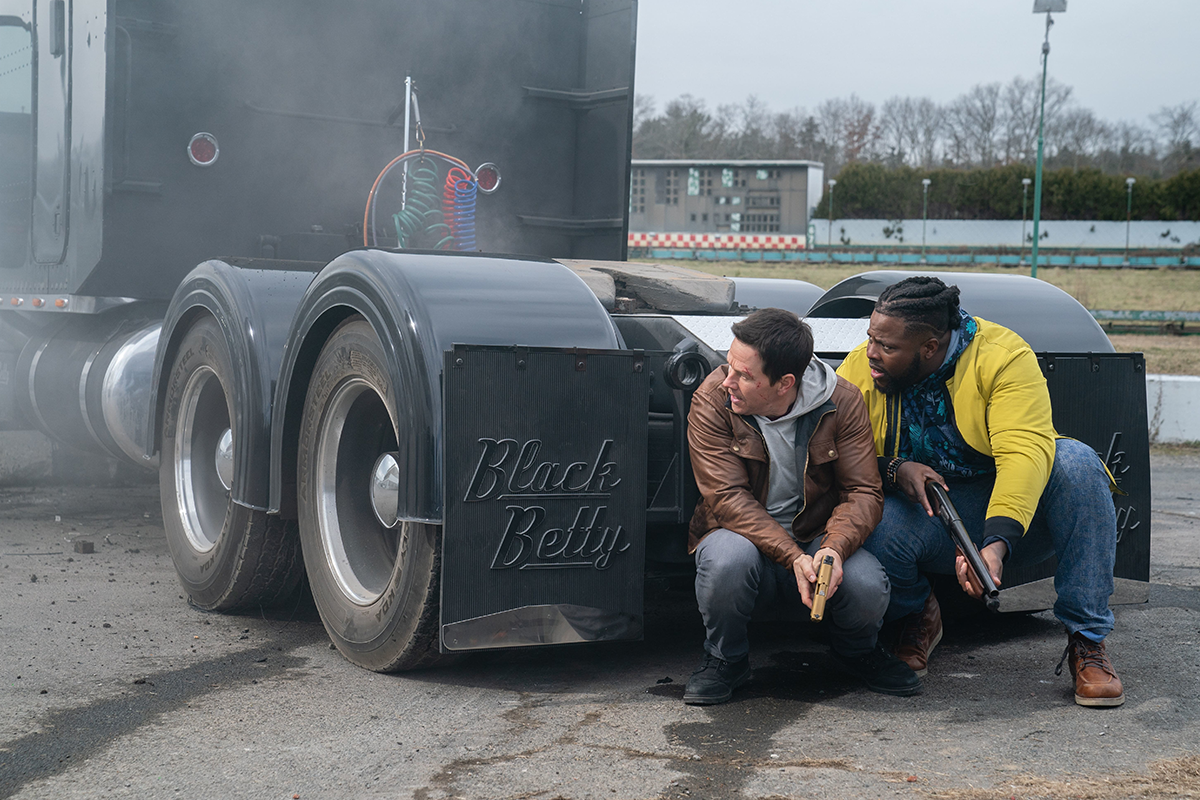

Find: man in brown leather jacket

[683,308,920,704]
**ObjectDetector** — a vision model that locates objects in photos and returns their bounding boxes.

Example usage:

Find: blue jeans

[863,438,1117,639]
[694,528,889,661]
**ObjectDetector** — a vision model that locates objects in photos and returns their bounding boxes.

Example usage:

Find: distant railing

[629,219,1200,267]
[811,219,1200,251]
[1091,310,1200,334]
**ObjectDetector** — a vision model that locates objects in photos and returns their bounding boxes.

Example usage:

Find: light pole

[827,179,837,248]
[1029,0,1066,279]
[1124,177,1136,267]
[921,178,931,262]
[1020,177,1032,265]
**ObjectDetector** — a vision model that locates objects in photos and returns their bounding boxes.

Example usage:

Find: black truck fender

[268,248,625,520]
[148,259,318,511]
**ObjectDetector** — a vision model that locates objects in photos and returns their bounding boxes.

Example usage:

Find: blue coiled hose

[448,172,477,251]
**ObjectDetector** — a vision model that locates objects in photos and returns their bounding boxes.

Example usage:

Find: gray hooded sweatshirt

[753,356,840,529]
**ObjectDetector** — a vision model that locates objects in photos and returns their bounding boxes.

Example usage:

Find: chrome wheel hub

[314,378,400,606]
[174,366,230,554]
[370,452,401,529]
[215,428,234,492]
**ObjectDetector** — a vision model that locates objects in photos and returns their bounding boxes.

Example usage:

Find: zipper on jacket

[884,393,901,457]
[740,418,774,528]
[790,405,837,528]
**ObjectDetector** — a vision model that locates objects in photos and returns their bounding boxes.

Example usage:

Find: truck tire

[297,317,443,671]
[160,317,303,611]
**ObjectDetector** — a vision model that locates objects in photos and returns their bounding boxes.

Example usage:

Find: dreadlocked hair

[874,276,962,337]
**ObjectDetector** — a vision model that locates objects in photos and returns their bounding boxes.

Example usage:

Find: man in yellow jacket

[836,276,1124,707]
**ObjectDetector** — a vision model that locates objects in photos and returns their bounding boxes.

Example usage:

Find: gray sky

[4,4,1195,126]
[635,0,1199,126]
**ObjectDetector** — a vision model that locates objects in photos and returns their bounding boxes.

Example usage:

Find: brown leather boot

[1057,632,1125,707]
[892,592,943,677]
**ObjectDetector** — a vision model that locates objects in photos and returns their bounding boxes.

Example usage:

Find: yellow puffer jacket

[836,317,1055,534]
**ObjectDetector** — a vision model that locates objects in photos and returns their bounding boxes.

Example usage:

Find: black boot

[682,654,751,705]
[835,643,922,696]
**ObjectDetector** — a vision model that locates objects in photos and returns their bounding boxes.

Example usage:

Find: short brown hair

[730,308,814,385]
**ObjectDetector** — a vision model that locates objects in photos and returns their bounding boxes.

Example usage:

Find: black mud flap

[998,353,1150,612]
[440,345,649,652]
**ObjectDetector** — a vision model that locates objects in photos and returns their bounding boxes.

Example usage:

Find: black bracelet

[885,457,906,490]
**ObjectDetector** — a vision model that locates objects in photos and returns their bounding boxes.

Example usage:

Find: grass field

[641,260,1200,375]
[1105,334,1197,375]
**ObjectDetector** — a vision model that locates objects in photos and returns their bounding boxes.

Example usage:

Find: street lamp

[827,179,837,248]
[1124,177,1136,266]
[1029,0,1067,279]
[1020,177,1032,265]
[921,178,932,262]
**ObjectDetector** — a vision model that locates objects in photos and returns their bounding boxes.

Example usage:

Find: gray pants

[694,528,889,661]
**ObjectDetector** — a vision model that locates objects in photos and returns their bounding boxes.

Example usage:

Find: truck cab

[0,10,32,272]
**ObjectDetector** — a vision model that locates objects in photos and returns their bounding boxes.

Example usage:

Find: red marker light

[188,132,219,167]
[474,162,501,194]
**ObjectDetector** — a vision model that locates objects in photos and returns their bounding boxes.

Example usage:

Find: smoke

[135,0,637,267]
[2,0,636,300]
[0,20,32,270]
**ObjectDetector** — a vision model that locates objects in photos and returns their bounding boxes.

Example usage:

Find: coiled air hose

[442,167,478,251]
[363,149,478,250]
[393,164,453,250]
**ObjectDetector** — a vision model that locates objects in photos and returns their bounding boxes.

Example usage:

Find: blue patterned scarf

[898,309,995,479]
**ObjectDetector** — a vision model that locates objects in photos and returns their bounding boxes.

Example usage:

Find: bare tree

[945,83,1002,166]
[774,108,828,163]
[1052,108,1109,169]
[1152,101,1199,175]
[631,82,1192,176]
[911,97,944,168]
[771,108,805,158]
[1095,120,1157,174]
[841,94,880,164]
[815,97,849,173]
[880,96,916,166]
[715,95,775,159]
[999,76,1038,164]
[1152,101,1198,150]
[998,75,1073,165]
[633,94,720,158]
[633,94,657,133]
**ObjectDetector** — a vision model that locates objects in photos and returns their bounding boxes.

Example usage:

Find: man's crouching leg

[686,529,759,705]
[1035,438,1125,707]
[823,545,922,697]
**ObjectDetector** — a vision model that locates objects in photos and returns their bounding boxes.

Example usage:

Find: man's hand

[793,547,843,609]
[895,461,946,517]
[955,540,1006,598]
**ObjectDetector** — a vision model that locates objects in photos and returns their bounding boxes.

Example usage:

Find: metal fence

[629,219,1200,268]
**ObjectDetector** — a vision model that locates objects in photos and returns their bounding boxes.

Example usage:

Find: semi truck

[0,0,1150,672]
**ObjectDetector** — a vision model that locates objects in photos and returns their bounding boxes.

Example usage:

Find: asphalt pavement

[0,450,1197,799]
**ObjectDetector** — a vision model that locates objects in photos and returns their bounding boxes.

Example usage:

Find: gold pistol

[810,554,834,621]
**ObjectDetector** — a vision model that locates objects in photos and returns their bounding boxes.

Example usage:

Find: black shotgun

[925,482,1000,612]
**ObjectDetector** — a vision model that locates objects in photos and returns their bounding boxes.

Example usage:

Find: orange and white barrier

[628,233,805,251]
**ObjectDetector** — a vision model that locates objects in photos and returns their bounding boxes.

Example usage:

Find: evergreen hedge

[813,164,1200,222]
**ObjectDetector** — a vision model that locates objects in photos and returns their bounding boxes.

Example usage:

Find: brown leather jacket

[687,365,883,568]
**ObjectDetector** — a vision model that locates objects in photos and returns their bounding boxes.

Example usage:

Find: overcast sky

[4,4,1195,127]
[634,0,1199,126]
